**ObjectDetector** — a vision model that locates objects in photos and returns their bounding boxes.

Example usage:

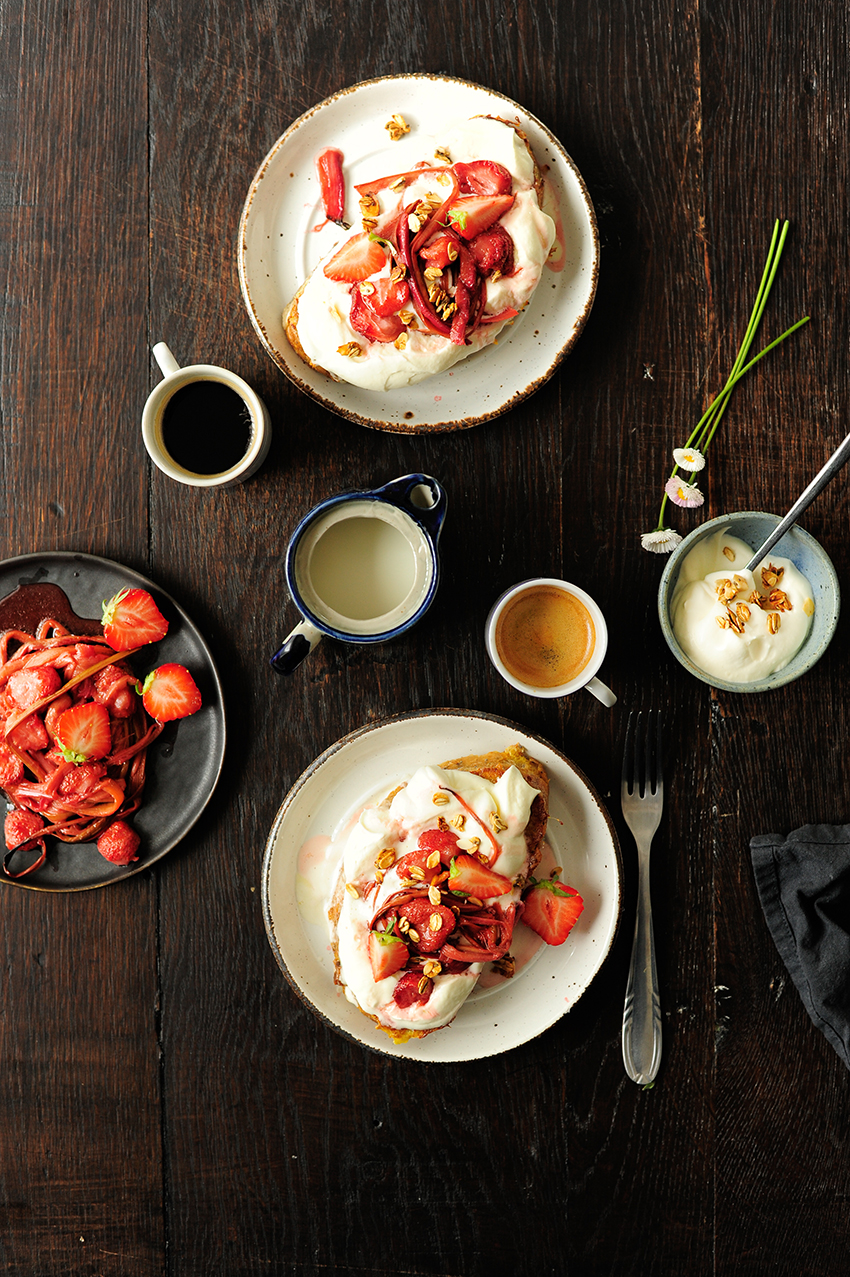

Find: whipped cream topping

[292,116,556,391]
[330,762,542,1034]
[671,530,815,683]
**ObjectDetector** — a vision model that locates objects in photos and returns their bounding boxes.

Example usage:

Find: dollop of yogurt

[671,530,815,683]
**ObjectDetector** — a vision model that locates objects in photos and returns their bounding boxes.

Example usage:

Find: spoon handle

[744,430,850,570]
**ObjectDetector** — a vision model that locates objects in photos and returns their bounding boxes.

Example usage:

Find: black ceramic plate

[0,552,226,891]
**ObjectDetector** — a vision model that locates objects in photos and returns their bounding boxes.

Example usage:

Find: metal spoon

[744,430,850,570]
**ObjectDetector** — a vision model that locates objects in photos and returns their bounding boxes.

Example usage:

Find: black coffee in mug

[161,379,252,476]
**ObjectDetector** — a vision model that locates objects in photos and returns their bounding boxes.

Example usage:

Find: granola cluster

[713,561,810,637]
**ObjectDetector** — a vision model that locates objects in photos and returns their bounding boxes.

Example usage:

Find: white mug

[142,342,271,488]
[485,578,616,706]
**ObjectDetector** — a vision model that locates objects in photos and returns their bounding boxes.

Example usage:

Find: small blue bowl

[658,511,840,692]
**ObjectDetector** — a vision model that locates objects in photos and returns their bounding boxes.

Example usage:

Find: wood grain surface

[1,0,849,1273]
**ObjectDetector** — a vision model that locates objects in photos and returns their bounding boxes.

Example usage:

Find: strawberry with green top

[448,854,512,900]
[55,702,112,762]
[368,927,409,982]
[323,232,387,283]
[141,663,202,723]
[102,588,169,651]
[521,878,584,946]
[447,193,514,240]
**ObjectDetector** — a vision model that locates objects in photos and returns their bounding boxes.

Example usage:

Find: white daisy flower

[672,446,706,472]
[640,528,683,554]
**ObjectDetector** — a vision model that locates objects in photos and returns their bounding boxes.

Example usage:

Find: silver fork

[621,710,663,1085]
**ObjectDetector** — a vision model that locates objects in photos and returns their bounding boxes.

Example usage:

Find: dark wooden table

[2,1,849,1273]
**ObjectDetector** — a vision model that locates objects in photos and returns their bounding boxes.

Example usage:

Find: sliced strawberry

[521,879,584,945]
[360,277,409,317]
[418,233,458,269]
[349,288,406,344]
[0,743,24,787]
[102,588,169,650]
[96,819,141,865]
[398,899,456,953]
[469,225,514,277]
[454,160,513,196]
[392,969,432,1008]
[55,702,111,762]
[393,847,442,884]
[367,928,409,981]
[323,232,387,282]
[447,193,514,240]
[417,827,460,863]
[448,854,513,900]
[6,666,62,711]
[7,713,50,753]
[315,147,346,224]
[4,808,45,851]
[141,663,202,723]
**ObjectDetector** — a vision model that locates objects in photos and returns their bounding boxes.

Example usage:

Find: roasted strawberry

[0,743,24,788]
[55,702,111,762]
[141,664,202,722]
[447,193,514,240]
[6,666,62,710]
[102,588,169,650]
[58,762,107,799]
[315,147,347,224]
[96,820,141,865]
[4,808,45,851]
[367,928,409,981]
[418,233,458,269]
[323,232,387,282]
[358,276,409,317]
[469,225,514,277]
[92,665,136,719]
[392,969,432,1008]
[7,713,50,753]
[349,287,406,344]
[522,878,584,945]
[393,847,442,884]
[44,694,73,740]
[417,827,460,863]
[397,899,456,953]
[454,159,513,196]
[448,854,513,900]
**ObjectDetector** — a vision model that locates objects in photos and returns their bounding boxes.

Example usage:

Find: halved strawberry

[323,232,387,282]
[359,276,409,317]
[469,225,514,277]
[447,194,514,240]
[393,847,442,884]
[349,288,406,344]
[141,663,202,723]
[55,702,112,762]
[102,588,169,650]
[454,159,513,196]
[368,928,409,981]
[7,666,62,710]
[448,854,513,900]
[521,878,584,945]
[96,819,141,865]
[397,899,456,953]
[315,147,346,224]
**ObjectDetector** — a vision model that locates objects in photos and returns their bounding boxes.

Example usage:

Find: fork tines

[622,710,663,798]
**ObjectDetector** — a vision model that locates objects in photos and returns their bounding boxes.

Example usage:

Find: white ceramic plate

[238,74,599,433]
[261,709,621,1061]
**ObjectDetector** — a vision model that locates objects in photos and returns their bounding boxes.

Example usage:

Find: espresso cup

[485,578,616,706]
[270,474,447,675]
[142,342,271,487]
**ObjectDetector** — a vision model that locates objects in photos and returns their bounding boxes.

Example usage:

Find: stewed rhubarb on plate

[0,552,226,891]
[238,73,599,434]
[261,709,622,1062]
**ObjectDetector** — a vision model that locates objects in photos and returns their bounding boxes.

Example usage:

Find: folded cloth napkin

[751,824,850,1070]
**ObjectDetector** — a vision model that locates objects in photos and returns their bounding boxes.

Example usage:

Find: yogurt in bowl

[658,512,840,692]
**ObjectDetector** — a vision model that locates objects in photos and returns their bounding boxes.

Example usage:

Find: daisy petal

[641,528,683,553]
[664,477,704,508]
[673,447,706,472]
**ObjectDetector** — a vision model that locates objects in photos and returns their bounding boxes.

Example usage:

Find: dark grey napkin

[750,824,850,1070]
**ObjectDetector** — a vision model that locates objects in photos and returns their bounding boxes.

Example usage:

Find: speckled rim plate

[261,709,622,1061]
[238,73,599,434]
[0,552,226,891]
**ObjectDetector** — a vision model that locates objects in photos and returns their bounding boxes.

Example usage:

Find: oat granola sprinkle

[716,614,729,629]
[432,792,450,806]
[767,612,781,634]
[345,882,359,898]
[488,811,508,834]
[422,959,442,978]
[803,598,816,616]
[450,814,466,830]
[337,341,363,358]
[359,193,380,217]
[376,848,395,870]
[386,113,410,141]
[407,927,421,943]
[428,885,442,906]
[417,975,432,995]
[722,545,735,561]
[393,332,408,351]
[434,147,452,163]
[428,912,443,932]
[491,954,516,978]
[425,850,441,870]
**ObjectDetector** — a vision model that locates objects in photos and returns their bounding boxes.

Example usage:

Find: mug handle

[152,342,181,377]
[585,676,617,707]
[270,620,323,676]
[373,473,448,543]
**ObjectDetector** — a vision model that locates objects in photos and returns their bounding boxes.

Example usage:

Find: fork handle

[622,844,662,1085]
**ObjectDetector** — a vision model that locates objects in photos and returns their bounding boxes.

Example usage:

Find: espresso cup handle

[152,341,181,378]
[585,675,617,707]
[270,620,323,676]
